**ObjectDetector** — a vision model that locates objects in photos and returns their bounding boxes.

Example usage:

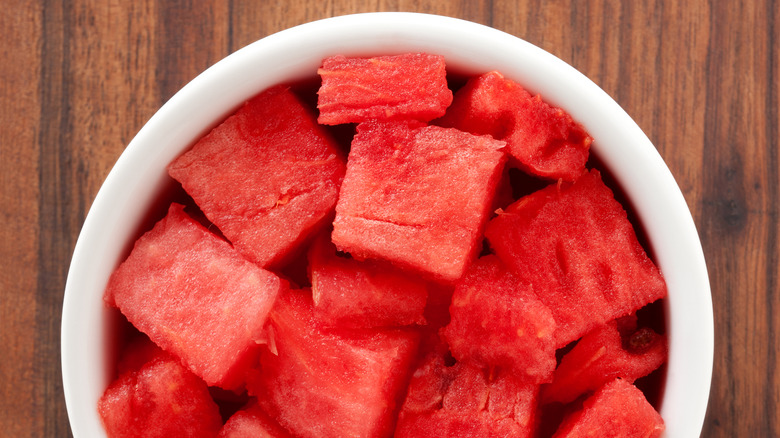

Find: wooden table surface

[1,1,776,436]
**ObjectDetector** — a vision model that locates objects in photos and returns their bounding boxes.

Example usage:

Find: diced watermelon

[332,120,507,282]
[249,289,419,438]
[485,169,667,347]
[441,255,556,382]
[308,234,428,328]
[168,85,346,268]
[105,203,284,390]
[542,316,667,404]
[436,70,591,181]
[98,356,222,438]
[551,378,664,438]
[219,400,291,438]
[317,53,453,124]
[395,354,538,438]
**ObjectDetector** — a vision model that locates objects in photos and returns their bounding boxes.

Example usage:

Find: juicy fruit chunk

[436,70,591,181]
[308,234,428,328]
[317,53,453,124]
[442,255,557,382]
[98,356,222,438]
[219,401,291,438]
[105,203,284,389]
[168,85,346,268]
[332,120,507,282]
[102,56,669,437]
[396,354,538,438]
[485,169,667,347]
[249,290,420,438]
[552,378,665,438]
[543,316,667,404]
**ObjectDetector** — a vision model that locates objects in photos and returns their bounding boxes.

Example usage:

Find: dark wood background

[1,0,776,436]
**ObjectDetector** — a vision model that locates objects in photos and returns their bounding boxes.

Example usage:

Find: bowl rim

[61,11,713,437]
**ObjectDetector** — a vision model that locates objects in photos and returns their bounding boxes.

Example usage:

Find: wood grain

[0,0,776,436]
[1,3,41,437]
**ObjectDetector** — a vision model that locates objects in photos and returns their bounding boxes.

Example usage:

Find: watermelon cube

[105,203,284,390]
[249,289,419,438]
[441,255,557,382]
[308,234,428,328]
[436,70,591,181]
[542,316,667,404]
[551,378,665,438]
[98,356,222,438]
[395,354,538,438]
[317,53,453,124]
[219,400,291,438]
[485,169,667,347]
[332,120,507,282]
[168,85,346,268]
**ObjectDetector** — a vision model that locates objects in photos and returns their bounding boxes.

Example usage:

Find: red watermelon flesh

[395,354,538,438]
[317,53,453,124]
[485,169,667,347]
[105,203,284,390]
[396,353,454,415]
[218,400,291,438]
[332,120,507,282]
[395,409,532,438]
[486,371,539,433]
[98,356,222,438]
[542,316,667,405]
[249,289,420,438]
[104,57,669,437]
[441,255,557,382]
[551,378,665,438]
[308,234,428,328]
[435,70,591,182]
[168,85,346,269]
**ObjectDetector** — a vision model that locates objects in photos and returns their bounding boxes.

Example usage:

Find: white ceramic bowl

[61,12,713,437]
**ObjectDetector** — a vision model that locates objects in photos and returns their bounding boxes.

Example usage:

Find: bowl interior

[61,12,713,437]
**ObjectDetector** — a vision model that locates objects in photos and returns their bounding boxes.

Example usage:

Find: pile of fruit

[98,53,668,437]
